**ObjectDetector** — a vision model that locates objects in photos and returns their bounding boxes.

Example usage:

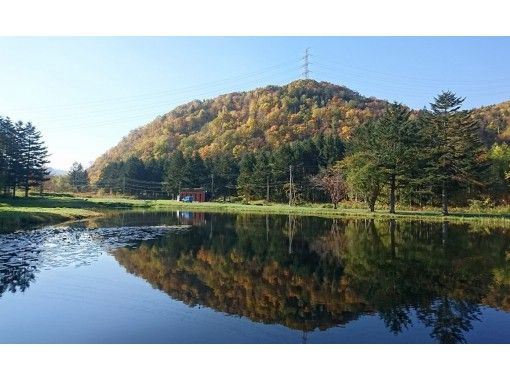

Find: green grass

[142,199,510,224]
[3,194,510,232]
[0,196,122,231]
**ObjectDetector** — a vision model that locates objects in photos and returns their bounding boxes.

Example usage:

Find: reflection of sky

[0,225,189,276]
[1,216,510,343]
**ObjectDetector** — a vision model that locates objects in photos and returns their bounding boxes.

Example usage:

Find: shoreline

[2,196,510,232]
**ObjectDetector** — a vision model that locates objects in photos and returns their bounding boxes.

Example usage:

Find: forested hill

[88,79,510,182]
[88,80,388,181]
[472,100,510,142]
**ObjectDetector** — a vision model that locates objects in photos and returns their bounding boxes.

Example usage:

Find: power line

[35,71,302,129]
[312,59,510,97]
[315,54,510,86]
[302,48,311,80]
[9,57,304,114]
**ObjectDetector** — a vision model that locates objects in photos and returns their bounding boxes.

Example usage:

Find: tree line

[93,133,344,201]
[0,116,49,197]
[51,90,510,216]
[340,91,490,215]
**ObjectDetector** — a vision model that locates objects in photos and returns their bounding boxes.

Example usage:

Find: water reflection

[108,214,510,343]
[0,224,189,298]
[1,211,510,343]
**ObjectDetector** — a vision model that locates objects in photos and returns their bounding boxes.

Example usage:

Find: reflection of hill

[114,243,371,331]
[483,265,510,312]
[112,215,510,342]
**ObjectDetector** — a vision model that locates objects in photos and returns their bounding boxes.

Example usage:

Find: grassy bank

[0,206,101,232]
[0,197,110,232]
[3,195,510,231]
[143,199,510,224]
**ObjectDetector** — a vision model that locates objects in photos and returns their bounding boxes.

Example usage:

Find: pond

[1,210,510,343]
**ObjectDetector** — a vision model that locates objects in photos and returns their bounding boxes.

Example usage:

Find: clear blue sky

[1,37,509,170]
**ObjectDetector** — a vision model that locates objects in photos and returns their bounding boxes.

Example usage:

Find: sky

[1,37,509,170]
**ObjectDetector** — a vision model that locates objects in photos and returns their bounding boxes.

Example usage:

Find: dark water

[1,211,510,343]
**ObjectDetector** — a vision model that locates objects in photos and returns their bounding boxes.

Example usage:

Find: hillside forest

[4,80,510,215]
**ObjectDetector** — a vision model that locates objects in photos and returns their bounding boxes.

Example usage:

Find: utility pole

[289,165,293,206]
[288,214,294,254]
[266,176,270,203]
[211,173,214,200]
[302,48,311,79]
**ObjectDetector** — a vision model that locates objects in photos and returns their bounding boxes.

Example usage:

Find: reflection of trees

[0,233,42,298]
[113,214,371,332]
[483,263,510,312]
[112,214,510,342]
[0,222,182,299]
[0,262,37,297]
[338,219,510,343]
[417,298,481,344]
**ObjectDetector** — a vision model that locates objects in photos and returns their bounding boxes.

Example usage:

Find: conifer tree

[17,122,49,197]
[423,91,488,215]
[237,153,256,201]
[0,117,9,190]
[252,152,272,201]
[271,145,293,202]
[0,118,22,196]
[68,162,89,192]
[373,103,417,213]
[207,154,238,201]
[164,151,187,197]
[97,161,124,194]
[188,154,208,188]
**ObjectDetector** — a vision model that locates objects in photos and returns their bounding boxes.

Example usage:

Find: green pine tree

[423,91,488,215]
[373,103,418,213]
[164,151,187,197]
[17,122,49,197]
[237,153,256,201]
[68,162,89,192]
[252,151,272,201]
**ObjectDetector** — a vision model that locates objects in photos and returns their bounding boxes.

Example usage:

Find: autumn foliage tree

[310,166,347,209]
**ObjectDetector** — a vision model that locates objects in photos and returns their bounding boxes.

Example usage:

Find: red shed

[178,188,207,202]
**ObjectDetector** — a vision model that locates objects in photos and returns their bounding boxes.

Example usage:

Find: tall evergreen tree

[318,133,345,167]
[68,162,89,192]
[97,161,124,194]
[145,159,165,182]
[237,153,256,201]
[188,154,208,189]
[164,151,187,197]
[0,118,22,196]
[207,154,238,201]
[17,122,49,197]
[373,103,417,213]
[423,91,488,215]
[271,145,293,202]
[347,104,417,213]
[252,151,272,201]
[0,117,9,190]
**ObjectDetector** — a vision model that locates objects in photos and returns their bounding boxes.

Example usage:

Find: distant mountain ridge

[88,79,510,181]
[48,167,67,176]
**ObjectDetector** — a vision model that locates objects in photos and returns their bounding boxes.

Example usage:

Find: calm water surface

[1,211,510,343]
